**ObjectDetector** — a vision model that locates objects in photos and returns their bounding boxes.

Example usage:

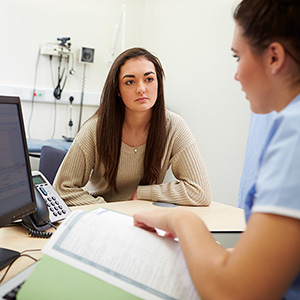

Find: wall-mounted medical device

[78,47,95,63]
[29,38,96,139]
[40,37,74,100]
[76,47,95,133]
[40,37,72,58]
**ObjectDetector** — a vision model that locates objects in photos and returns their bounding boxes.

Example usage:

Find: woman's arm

[138,111,211,206]
[134,209,300,300]
[53,141,106,206]
[137,143,212,206]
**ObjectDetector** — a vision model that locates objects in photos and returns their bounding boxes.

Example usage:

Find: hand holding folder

[18,208,199,300]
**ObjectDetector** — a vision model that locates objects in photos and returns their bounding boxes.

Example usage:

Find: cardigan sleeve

[137,111,212,206]
[137,143,211,206]
[53,119,106,206]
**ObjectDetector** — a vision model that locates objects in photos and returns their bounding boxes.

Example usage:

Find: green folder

[17,255,141,300]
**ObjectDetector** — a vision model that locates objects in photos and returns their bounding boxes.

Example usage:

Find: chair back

[39,146,67,184]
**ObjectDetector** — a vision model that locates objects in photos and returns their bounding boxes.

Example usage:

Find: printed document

[43,208,200,300]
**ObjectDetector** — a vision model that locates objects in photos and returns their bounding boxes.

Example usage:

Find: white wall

[0,0,146,138]
[140,0,251,206]
[0,0,250,206]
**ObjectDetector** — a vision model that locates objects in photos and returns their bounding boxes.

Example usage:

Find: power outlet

[33,89,45,101]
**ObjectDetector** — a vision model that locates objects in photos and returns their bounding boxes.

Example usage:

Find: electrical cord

[50,54,58,139]
[27,46,41,138]
[29,43,73,140]
[49,55,55,88]
[0,249,41,284]
[50,223,57,230]
[77,63,86,133]
[50,98,57,139]
[28,47,59,140]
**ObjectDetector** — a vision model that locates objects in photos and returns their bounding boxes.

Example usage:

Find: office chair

[39,145,67,184]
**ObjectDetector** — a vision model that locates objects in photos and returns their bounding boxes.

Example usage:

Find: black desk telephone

[22,171,71,237]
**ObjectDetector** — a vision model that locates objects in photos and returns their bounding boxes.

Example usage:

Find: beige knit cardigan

[53,110,212,206]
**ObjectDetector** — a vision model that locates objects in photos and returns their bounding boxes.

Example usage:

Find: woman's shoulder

[74,115,98,146]
[165,109,196,144]
[269,96,300,143]
[166,109,187,127]
[79,116,98,134]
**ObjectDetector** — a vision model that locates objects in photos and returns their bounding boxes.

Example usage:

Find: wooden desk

[101,200,246,231]
[0,200,245,284]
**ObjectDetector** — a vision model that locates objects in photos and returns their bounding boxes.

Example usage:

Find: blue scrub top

[238,111,277,208]
[244,93,300,300]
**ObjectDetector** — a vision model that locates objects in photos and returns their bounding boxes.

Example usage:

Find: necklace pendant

[134,147,138,153]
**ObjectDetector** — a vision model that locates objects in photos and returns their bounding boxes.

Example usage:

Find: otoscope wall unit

[41,37,72,57]
[0,85,99,107]
[40,43,70,58]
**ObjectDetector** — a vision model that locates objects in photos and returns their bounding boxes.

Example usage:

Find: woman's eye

[146,77,154,82]
[125,80,134,85]
[233,54,240,62]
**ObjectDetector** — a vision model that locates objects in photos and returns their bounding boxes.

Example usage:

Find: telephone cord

[21,221,56,239]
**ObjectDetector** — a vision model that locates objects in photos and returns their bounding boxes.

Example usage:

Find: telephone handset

[22,186,52,232]
[22,171,71,236]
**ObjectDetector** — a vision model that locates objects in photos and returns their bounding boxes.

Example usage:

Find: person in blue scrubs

[238,111,277,208]
[133,0,300,299]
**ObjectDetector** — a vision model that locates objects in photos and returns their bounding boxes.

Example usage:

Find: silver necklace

[124,124,149,153]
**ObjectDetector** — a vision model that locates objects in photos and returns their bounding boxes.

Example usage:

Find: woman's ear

[267,42,286,75]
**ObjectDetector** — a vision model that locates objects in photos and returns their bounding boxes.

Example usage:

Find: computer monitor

[0,95,37,270]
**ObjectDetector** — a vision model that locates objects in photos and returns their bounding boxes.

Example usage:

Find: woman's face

[118,57,158,113]
[232,25,273,113]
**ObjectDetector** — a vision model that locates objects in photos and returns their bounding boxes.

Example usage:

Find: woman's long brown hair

[93,48,166,192]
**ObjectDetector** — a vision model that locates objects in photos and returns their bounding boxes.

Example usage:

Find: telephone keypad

[32,171,71,224]
[44,196,68,220]
[34,183,71,223]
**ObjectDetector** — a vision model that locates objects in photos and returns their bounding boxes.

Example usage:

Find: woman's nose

[136,82,145,95]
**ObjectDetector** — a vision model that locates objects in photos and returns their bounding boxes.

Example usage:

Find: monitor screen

[0,96,36,228]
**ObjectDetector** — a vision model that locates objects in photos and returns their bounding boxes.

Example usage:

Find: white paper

[43,208,200,300]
